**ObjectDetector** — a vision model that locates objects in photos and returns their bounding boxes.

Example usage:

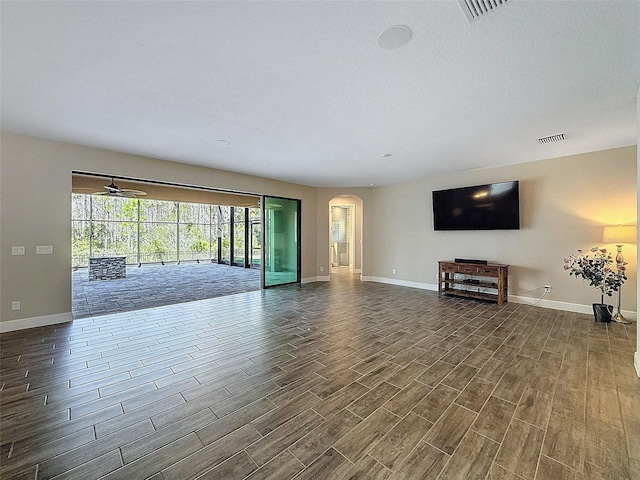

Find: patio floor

[72,262,261,318]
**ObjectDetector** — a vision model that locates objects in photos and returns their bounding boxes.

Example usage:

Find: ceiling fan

[93,178,147,198]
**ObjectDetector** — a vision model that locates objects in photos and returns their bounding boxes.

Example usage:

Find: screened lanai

[71,173,264,318]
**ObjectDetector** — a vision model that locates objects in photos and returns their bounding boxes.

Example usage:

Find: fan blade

[121,189,147,196]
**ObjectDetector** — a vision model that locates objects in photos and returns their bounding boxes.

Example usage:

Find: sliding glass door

[262,196,301,287]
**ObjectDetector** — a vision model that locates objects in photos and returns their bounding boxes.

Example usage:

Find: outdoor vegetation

[72,194,260,268]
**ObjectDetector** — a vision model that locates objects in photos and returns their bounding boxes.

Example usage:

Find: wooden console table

[438,261,509,305]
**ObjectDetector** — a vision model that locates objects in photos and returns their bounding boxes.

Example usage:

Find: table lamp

[602,225,637,324]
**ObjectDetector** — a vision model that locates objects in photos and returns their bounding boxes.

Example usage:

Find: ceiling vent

[537,133,566,145]
[457,0,509,22]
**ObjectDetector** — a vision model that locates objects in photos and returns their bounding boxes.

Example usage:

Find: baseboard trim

[361,276,438,291]
[302,276,330,284]
[510,295,637,320]
[0,312,73,333]
[360,277,638,320]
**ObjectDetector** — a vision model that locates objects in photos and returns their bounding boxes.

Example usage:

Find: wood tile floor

[1,278,638,479]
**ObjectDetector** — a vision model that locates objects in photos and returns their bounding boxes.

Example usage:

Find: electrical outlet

[544,285,552,292]
[12,246,26,255]
[12,301,20,311]
[320,266,324,272]
[392,269,396,275]
[36,245,53,255]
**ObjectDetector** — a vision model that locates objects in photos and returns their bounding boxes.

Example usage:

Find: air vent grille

[537,133,566,145]
[457,0,509,22]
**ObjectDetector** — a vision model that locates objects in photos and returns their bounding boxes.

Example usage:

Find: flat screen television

[432,181,520,231]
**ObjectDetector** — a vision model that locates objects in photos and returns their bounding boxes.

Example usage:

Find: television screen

[432,181,520,230]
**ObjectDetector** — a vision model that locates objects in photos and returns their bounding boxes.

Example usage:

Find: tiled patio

[72,262,261,319]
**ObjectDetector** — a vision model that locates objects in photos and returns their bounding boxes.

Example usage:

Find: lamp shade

[602,225,637,244]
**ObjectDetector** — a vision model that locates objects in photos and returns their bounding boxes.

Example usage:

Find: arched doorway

[329,195,363,280]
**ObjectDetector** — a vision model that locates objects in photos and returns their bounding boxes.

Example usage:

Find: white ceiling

[1,1,639,187]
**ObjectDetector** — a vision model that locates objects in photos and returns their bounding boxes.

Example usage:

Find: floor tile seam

[26,360,94,376]
[137,351,204,371]
[65,370,164,401]
[324,443,357,468]
[100,374,179,400]
[190,451,259,480]
[1,402,71,433]
[0,389,45,408]
[0,461,41,480]
[422,437,453,460]
[622,415,640,462]
[373,437,440,476]
[466,427,503,450]
[71,328,175,347]
[2,406,116,446]
[363,409,437,471]
[539,452,587,478]
[2,420,98,470]
[453,376,500,414]
[529,365,565,480]
[434,431,501,480]
[0,384,32,400]
[583,410,628,432]
[491,372,539,480]
[17,367,114,390]
[119,417,218,467]
[264,414,352,469]
[100,432,205,480]
[33,419,150,477]
[6,409,110,455]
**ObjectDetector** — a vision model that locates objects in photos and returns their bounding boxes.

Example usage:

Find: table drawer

[440,263,499,275]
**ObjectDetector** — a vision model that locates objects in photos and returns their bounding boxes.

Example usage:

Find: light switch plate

[12,246,26,255]
[36,245,53,255]
[12,301,20,311]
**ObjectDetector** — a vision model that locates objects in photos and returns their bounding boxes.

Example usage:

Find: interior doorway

[330,205,354,269]
[329,195,363,278]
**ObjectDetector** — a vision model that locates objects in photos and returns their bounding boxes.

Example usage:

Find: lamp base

[612,312,632,325]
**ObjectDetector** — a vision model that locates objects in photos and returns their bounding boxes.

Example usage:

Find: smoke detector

[378,25,412,50]
[537,133,566,145]
[457,0,509,22]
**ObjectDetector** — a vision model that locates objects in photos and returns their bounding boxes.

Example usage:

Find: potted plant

[564,247,627,322]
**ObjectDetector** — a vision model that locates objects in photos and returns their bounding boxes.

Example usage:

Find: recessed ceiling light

[215,139,231,145]
[381,153,392,158]
[377,25,412,50]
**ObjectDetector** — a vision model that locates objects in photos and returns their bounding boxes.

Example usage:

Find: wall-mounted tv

[432,181,520,231]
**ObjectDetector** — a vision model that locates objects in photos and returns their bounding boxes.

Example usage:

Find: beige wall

[364,146,638,314]
[0,131,637,330]
[636,84,639,375]
[0,132,317,323]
